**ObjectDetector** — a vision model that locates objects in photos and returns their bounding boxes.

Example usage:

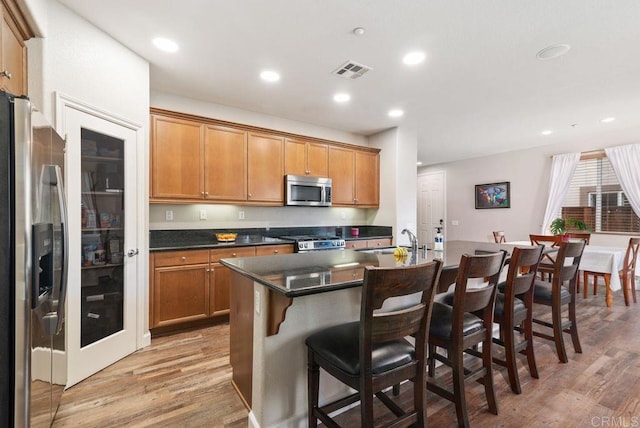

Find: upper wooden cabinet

[328,146,379,207]
[204,124,247,201]
[247,132,284,203]
[284,138,328,177]
[149,108,380,207]
[151,114,203,199]
[1,0,34,96]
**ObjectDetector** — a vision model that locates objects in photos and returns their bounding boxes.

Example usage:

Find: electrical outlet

[199,209,207,220]
[165,210,173,221]
[239,211,245,220]
[341,211,346,219]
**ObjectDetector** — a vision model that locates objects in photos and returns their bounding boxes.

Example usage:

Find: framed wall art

[475,182,510,209]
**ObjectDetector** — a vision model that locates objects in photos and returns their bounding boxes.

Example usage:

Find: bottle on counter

[434,226,444,251]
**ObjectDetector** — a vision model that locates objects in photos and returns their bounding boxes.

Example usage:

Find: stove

[279,235,346,252]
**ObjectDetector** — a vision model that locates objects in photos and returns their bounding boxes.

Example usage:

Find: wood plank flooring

[53,287,640,427]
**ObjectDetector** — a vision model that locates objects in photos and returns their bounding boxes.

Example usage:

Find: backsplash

[149,204,371,230]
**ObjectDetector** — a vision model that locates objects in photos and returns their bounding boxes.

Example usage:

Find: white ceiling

[58,0,640,165]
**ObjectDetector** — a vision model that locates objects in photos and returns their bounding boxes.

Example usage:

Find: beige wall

[419,141,639,246]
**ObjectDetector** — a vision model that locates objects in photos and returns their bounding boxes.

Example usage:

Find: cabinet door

[328,146,355,205]
[210,263,230,316]
[307,142,328,177]
[209,247,256,316]
[247,132,284,203]
[153,264,209,327]
[355,151,379,206]
[151,115,203,199]
[284,138,307,176]
[1,4,27,96]
[204,125,247,201]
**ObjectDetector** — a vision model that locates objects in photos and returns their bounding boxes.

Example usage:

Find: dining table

[509,240,629,308]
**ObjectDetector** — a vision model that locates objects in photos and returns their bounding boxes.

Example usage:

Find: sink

[357,246,411,255]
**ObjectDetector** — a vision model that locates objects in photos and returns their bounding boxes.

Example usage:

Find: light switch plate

[239,211,245,220]
[199,209,207,220]
[165,210,173,221]
[254,290,260,314]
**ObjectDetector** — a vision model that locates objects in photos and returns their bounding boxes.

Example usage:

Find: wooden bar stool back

[306,261,442,428]
[493,245,544,394]
[532,240,586,363]
[529,234,563,280]
[427,251,507,428]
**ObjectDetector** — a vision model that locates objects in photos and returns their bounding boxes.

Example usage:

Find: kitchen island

[221,241,524,428]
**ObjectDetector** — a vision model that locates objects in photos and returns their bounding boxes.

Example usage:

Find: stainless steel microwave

[285,175,332,207]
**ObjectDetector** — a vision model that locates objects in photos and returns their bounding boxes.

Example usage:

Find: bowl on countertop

[215,233,237,242]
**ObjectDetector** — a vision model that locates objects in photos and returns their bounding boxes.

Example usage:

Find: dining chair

[427,251,506,428]
[582,237,640,305]
[529,234,563,281]
[568,233,591,293]
[532,240,586,363]
[306,261,442,427]
[493,245,544,394]
[493,231,506,243]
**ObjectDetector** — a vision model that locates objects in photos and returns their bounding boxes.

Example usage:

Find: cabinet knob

[0,70,12,79]
[232,253,237,257]
[274,250,279,254]
[201,191,205,196]
[181,256,186,261]
[204,192,209,196]
[377,242,382,246]
[248,193,252,198]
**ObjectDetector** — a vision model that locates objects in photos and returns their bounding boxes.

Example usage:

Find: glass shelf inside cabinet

[80,128,125,348]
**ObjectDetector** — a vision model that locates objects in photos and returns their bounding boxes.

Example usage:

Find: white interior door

[62,106,138,387]
[418,171,445,247]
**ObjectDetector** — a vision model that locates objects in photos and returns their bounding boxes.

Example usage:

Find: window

[561,153,640,233]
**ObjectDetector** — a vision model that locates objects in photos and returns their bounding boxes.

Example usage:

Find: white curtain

[605,144,640,217]
[541,152,581,234]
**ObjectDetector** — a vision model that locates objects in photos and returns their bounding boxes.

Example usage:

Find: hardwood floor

[53,287,640,427]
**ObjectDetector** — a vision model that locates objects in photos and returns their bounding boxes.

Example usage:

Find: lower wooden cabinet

[344,238,392,250]
[150,244,293,329]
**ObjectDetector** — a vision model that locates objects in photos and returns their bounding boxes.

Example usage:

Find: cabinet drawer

[154,250,210,267]
[345,240,367,250]
[210,247,256,262]
[255,244,294,256]
[367,238,392,248]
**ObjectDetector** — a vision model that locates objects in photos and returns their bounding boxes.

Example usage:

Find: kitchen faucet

[401,229,418,254]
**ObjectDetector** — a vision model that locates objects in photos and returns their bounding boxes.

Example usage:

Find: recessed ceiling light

[601,117,616,123]
[417,161,423,166]
[388,109,404,118]
[402,51,426,65]
[333,93,351,103]
[260,70,280,82]
[353,27,365,36]
[152,37,179,53]
[541,130,553,136]
[536,44,571,60]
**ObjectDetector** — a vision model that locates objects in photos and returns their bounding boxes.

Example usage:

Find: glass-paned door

[63,106,138,387]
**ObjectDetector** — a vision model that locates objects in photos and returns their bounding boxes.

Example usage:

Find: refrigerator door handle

[49,164,69,334]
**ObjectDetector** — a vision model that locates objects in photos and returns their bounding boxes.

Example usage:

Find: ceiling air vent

[332,61,372,80]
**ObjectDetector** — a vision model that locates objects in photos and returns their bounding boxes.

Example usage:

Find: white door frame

[55,93,149,387]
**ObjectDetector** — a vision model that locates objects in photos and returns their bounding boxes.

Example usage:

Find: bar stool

[493,245,544,394]
[493,231,506,243]
[306,261,442,427]
[426,251,506,428]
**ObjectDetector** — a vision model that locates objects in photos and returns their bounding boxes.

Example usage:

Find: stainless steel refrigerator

[0,91,69,427]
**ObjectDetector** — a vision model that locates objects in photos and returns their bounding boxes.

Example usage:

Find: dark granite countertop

[149,225,393,252]
[220,240,528,297]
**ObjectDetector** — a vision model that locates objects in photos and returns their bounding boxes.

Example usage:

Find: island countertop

[220,240,526,297]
